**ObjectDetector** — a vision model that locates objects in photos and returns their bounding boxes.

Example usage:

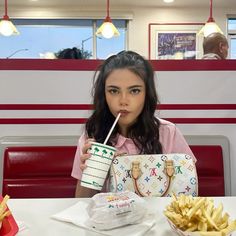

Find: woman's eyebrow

[106,85,143,89]
[106,85,120,89]
[128,85,143,89]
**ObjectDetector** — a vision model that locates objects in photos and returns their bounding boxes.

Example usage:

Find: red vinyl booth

[2,146,77,198]
[2,143,226,198]
[190,145,224,196]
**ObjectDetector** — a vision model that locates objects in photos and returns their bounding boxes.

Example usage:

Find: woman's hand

[75,138,99,198]
[79,138,95,171]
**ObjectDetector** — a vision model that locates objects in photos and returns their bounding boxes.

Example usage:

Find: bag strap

[131,159,175,197]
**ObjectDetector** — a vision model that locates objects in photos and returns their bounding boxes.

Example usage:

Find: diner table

[7,196,236,236]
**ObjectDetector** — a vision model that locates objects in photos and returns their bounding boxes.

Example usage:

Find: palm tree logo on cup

[81,113,121,190]
[93,146,99,155]
[81,143,116,190]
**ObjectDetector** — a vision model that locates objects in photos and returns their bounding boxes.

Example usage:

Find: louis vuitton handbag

[109,153,198,197]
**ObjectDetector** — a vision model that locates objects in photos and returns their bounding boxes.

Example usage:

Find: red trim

[1,59,236,71]
[148,23,151,60]
[150,60,236,71]
[165,118,236,124]
[0,104,235,110]
[0,118,87,124]
[0,104,94,110]
[158,104,236,110]
[0,59,102,71]
[0,118,235,124]
[148,22,205,60]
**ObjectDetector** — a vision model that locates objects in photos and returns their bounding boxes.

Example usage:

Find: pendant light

[0,0,19,36]
[96,0,120,39]
[198,0,223,37]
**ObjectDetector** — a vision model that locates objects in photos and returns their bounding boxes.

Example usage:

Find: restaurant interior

[0,0,236,235]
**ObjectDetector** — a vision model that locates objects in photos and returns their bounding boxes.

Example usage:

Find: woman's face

[105,68,146,136]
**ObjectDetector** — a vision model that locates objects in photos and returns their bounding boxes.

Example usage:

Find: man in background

[202,32,229,59]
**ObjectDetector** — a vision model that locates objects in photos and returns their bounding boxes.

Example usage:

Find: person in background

[71,50,196,198]
[202,32,229,59]
[56,47,83,59]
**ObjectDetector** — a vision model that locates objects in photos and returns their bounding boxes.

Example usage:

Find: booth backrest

[0,136,79,198]
[185,135,231,196]
[190,145,224,196]
[1,135,231,198]
[2,146,77,198]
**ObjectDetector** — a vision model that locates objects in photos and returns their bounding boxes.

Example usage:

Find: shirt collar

[113,133,134,148]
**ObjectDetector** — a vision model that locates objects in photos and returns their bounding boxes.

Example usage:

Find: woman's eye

[130,88,141,94]
[108,89,119,94]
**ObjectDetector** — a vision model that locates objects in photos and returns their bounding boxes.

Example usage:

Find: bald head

[203,32,229,59]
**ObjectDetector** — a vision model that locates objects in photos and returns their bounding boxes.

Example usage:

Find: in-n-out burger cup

[81,142,116,191]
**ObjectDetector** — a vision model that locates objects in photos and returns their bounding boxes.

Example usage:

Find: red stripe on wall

[0,59,102,71]
[1,59,236,71]
[0,118,235,124]
[0,104,235,110]
[149,60,236,71]
[165,118,236,124]
[158,104,236,110]
[0,118,88,124]
[0,104,94,110]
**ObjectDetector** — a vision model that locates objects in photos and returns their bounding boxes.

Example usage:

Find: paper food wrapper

[167,219,233,236]
[86,191,148,230]
[51,196,156,236]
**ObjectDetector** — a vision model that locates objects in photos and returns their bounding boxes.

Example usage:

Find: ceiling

[1,0,234,9]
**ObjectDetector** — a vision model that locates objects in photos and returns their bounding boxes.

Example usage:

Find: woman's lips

[119,110,129,116]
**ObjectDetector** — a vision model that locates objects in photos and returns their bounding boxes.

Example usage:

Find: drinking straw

[103,113,121,145]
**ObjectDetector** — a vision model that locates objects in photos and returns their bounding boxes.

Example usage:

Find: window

[96,20,127,59]
[228,18,236,59]
[0,19,127,59]
[229,37,236,59]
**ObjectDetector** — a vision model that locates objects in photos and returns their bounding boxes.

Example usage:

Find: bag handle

[131,159,175,197]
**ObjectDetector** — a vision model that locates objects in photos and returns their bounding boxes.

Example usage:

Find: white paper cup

[81,142,116,191]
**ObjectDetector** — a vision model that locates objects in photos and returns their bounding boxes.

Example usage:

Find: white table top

[8,197,236,236]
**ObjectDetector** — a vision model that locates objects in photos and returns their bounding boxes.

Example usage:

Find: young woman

[71,50,196,197]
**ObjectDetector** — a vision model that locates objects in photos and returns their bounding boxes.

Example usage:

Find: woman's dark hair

[86,50,162,154]
[56,47,83,59]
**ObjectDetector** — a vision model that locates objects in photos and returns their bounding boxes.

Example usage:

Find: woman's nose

[119,93,128,105]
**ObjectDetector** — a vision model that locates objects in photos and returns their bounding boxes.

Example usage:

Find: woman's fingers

[80,153,91,163]
[80,138,95,171]
[80,153,91,171]
[80,163,87,171]
[82,138,95,154]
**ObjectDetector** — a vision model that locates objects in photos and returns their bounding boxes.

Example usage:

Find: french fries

[0,195,11,222]
[164,194,236,236]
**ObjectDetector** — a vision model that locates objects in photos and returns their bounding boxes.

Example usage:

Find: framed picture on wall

[156,31,197,59]
[148,23,204,60]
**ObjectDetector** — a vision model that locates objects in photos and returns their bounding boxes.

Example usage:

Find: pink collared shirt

[71,118,196,180]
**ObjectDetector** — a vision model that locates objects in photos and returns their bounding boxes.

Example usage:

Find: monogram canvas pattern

[109,154,198,197]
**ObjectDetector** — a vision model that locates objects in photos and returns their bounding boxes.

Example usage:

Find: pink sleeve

[159,120,196,162]
[71,133,86,180]
[171,126,197,162]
